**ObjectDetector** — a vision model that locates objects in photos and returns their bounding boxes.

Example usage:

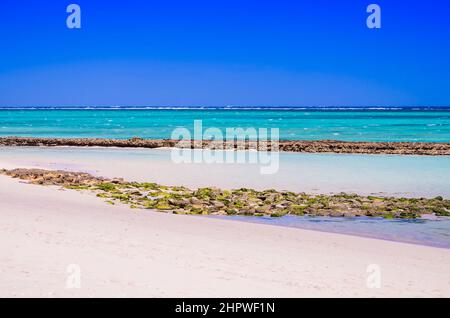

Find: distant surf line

[1,106,449,111]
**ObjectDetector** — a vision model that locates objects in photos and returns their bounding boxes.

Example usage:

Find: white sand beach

[1,174,449,297]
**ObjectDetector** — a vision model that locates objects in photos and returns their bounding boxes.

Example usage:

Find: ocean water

[0,107,449,142]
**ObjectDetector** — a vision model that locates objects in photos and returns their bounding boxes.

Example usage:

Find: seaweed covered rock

[2,168,449,219]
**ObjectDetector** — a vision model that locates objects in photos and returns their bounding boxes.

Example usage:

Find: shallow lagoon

[0,146,449,198]
[1,146,449,248]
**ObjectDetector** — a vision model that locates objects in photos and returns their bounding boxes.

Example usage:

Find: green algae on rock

[2,168,450,219]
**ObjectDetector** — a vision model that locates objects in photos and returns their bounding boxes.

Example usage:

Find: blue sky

[0,0,449,107]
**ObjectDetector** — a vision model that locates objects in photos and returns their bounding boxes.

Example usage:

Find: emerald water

[0,107,449,142]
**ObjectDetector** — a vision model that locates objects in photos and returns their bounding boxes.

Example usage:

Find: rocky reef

[1,136,449,155]
[2,168,449,219]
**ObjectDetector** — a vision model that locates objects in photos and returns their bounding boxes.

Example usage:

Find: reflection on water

[210,215,450,249]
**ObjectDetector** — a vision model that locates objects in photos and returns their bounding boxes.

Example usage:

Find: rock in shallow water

[1,136,450,155]
[1,168,450,219]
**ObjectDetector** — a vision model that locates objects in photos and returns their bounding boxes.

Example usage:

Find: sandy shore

[1,175,449,297]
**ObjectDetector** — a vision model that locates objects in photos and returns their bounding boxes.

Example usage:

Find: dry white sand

[0,175,449,297]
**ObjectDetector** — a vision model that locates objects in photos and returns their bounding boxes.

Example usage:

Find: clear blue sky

[0,0,449,107]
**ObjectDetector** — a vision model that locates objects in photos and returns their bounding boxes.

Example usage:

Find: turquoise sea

[0,107,449,141]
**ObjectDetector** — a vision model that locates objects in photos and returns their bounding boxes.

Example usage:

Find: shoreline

[1,136,450,155]
[1,174,449,297]
[208,214,450,249]
[2,166,450,248]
